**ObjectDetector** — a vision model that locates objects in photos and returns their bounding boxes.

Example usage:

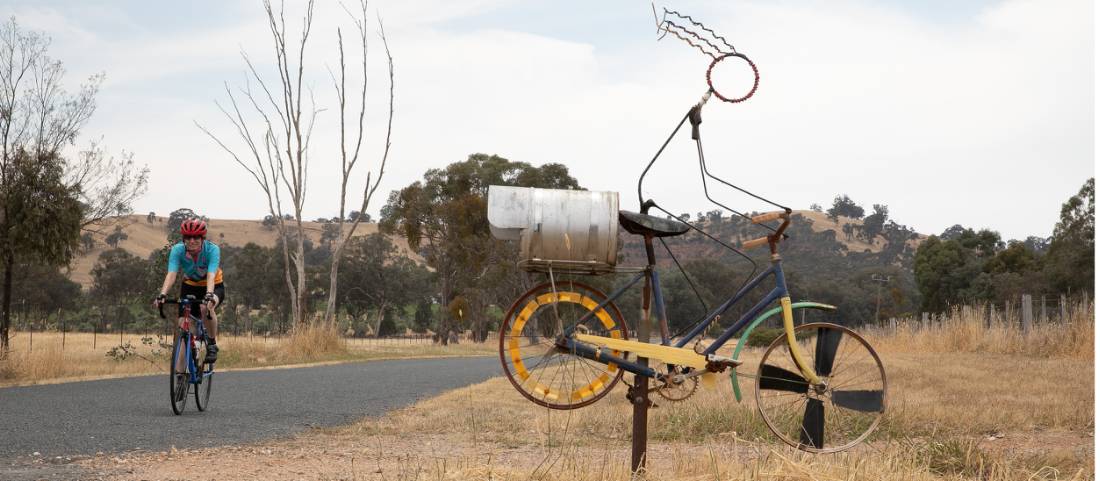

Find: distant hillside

[615,209,929,326]
[619,209,926,267]
[70,215,422,289]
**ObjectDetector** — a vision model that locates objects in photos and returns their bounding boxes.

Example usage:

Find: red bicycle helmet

[180,218,207,237]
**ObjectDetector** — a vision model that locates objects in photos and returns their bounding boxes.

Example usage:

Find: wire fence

[2,313,465,356]
[871,293,1093,336]
[4,293,1090,356]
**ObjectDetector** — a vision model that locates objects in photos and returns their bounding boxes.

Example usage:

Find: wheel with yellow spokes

[499,280,628,410]
[756,322,887,453]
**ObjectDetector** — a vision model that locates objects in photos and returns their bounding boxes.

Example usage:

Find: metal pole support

[631,262,654,474]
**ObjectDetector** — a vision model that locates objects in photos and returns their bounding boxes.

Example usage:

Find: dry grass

[0,328,496,387]
[866,299,1094,360]
[85,309,1094,481]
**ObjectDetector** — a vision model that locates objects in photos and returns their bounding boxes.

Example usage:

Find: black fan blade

[758,364,808,393]
[800,398,825,449]
[814,327,843,376]
[832,389,884,412]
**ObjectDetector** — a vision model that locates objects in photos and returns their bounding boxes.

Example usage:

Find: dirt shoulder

[75,362,1093,481]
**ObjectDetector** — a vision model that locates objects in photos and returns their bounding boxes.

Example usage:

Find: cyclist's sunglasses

[183,235,204,241]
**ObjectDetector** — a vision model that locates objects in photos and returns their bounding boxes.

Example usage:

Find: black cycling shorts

[178,283,226,319]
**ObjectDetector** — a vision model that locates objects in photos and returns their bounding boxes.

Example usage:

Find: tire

[193,342,213,411]
[499,280,628,410]
[755,322,887,453]
[169,331,190,415]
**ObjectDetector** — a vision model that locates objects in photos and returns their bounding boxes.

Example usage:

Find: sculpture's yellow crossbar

[574,333,708,369]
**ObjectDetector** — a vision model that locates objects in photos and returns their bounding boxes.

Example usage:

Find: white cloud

[1,0,1092,240]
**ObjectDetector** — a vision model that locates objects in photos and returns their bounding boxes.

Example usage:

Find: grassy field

[79,301,1094,480]
[0,325,496,387]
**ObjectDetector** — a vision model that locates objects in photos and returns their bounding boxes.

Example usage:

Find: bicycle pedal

[705,354,742,369]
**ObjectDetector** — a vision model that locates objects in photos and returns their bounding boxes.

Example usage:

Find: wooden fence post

[921,312,929,331]
[1040,295,1047,323]
[1021,294,1032,335]
[1060,294,1067,323]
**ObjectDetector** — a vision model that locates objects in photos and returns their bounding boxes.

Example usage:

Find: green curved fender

[729,301,836,402]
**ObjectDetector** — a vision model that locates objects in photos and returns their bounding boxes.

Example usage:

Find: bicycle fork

[781,296,823,386]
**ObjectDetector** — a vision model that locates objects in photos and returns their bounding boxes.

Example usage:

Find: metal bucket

[488,185,619,274]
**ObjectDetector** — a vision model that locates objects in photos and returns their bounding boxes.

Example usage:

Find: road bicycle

[158,296,214,415]
[495,14,887,453]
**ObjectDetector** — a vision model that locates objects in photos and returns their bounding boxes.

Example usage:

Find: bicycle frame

[561,245,824,385]
[173,298,213,384]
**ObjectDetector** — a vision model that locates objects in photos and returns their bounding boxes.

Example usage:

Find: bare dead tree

[323,1,395,323]
[198,0,393,326]
[197,0,318,325]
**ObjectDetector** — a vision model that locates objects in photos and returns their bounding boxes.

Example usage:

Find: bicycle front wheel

[499,280,628,410]
[169,332,189,415]
[755,322,887,453]
[194,352,213,412]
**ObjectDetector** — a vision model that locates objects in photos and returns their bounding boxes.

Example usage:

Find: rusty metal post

[631,235,659,474]
[631,265,652,473]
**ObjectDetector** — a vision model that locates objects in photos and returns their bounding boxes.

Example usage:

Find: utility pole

[871,274,891,324]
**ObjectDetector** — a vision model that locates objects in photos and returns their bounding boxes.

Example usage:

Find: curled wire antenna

[653,4,735,59]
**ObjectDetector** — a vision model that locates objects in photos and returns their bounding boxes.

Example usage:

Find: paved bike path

[0,357,500,468]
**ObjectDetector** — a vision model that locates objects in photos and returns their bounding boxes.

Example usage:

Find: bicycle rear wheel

[755,322,886,453]
[169,332,189,415]
[499,280,628,410]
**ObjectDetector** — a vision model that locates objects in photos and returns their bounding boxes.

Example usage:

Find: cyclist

[152,218,225,363]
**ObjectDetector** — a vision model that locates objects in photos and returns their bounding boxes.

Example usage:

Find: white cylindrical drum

[488,185,619,273]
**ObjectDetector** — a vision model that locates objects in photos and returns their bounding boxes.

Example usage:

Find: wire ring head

[706,52,759,103]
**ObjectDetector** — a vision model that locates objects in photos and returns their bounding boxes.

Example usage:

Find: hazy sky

[1,0,1093,241]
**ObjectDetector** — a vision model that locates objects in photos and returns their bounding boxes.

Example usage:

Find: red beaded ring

[706,52,759,103]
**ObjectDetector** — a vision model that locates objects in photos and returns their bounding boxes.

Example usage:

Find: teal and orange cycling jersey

[167,241,223,287]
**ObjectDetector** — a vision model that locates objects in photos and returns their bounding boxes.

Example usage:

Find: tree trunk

[324,233,347,324]
[1,252,12,355]
[275,219,299,327]
[295,217,308,324]
[439,268,452,346]
[373,301,388,337]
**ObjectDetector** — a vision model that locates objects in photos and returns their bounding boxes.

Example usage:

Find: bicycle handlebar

[741,236,770,250]
[751,211,786,224]
[742,211,794,252]
[157,296,203,319]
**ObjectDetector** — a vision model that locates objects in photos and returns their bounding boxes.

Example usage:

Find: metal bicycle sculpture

[494,7,887,453]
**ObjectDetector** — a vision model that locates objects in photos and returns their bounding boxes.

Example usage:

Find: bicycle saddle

[618,210,690,238]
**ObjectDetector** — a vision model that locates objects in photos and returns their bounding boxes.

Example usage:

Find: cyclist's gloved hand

[204,292,217,305]
[152,293,166,309]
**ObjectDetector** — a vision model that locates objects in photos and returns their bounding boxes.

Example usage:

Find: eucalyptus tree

[380,154,580,343]
[0,18,146,353]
